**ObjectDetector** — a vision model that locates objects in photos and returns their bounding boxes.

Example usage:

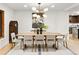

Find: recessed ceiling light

[51,5,55,8]
[24,5,27,8]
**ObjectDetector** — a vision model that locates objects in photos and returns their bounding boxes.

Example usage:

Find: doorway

[69,15,79,39]
[9,21,18,43]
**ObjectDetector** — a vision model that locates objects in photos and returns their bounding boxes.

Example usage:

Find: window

[0,10,4,37]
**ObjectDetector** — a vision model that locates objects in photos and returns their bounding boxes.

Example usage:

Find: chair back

[34,35,45,44]
[56,35,64,39]
[24,35,33,41]
[46,35,56,41]
[34,35,45,40]
[11,32,16,41]
[56,35,65,42]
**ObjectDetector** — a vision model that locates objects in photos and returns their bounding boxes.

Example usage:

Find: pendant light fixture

[32,3,48,18]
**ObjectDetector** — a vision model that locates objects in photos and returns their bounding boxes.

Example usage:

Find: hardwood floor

[67,34,79,54]
[0,43,13,55]
[68,39,79,54]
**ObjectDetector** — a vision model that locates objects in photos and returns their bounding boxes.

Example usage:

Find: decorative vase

[40,28,42,34]
[37,29,39,34]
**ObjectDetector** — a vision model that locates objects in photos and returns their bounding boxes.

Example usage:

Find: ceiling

[3,3,79,11]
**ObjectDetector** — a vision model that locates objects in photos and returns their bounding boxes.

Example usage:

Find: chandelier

[32,3,48,18]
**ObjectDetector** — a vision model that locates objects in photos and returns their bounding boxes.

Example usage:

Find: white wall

[14,11,32,33]
[46,11,69,34]
[55,11,69,34]
[14,11,69,34]
[0,4,14,48]
[0,4,70,48]
[45,11,57,32]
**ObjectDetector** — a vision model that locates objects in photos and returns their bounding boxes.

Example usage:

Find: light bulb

[37,15,40,18]
[44,8,48,12]
[36,10,39,13]
[43,14,47,18]
[33,14,37,17]
[32,7,36,11]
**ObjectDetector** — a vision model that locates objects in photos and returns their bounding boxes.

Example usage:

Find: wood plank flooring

[0,43,13,55]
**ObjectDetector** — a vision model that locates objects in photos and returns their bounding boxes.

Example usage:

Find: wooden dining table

[16,32,64,50]
[17,32,64,37]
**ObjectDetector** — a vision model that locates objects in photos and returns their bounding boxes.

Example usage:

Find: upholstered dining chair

[18,35,24,50]
[11,32,25,50]
[34,35,45,51]
[24,35,34,51]
[11,32,19,46]
[46,35,56,51]
[56,34,68,48]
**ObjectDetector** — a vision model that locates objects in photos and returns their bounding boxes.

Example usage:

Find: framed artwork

[32,13,44,28]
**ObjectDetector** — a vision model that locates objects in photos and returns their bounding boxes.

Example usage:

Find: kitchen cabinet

[69,15,79,23]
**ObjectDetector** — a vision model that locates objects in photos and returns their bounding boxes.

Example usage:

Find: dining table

[16,32,65,50]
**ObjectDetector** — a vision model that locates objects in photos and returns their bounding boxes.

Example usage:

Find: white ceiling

[3,3,79,11]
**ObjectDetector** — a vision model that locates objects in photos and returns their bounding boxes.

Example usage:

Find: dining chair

[24,35,34,51]
[11,32,25,50]
[34,34,45,51]
[11,32,19,47]
[46,35,56,51]
[56,34,68,48]
[18,35,25,50]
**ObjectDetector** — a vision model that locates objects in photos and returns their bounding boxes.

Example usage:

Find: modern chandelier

[32,3,48,18]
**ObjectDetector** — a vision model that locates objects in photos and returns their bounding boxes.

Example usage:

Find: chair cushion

[56,36,64,39]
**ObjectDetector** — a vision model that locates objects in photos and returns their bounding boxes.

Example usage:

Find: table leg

[20,39,25,50]
[55,38,58,50]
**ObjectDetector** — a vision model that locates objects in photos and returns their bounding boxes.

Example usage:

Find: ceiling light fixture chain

[38,3,41,13]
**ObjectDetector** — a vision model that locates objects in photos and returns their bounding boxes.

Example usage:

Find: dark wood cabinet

[69,15,79,23]
[9,21,18,43]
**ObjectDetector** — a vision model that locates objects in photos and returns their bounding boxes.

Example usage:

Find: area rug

[7,43,74,55]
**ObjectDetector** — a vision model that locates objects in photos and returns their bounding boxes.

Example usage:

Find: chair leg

[32,44,35,52]
[45,44,48,51]
[38,44,41,53]
[65,42,68,48]
[13,42,16,47]
[52,44,55,48]
[24,44,27,49]
[35,44,37,52]
[63,41,68,48]
[32,39,35,52]
[63,41,65,47]
[32,44,33,52]
[12,43,15,48]
[55,41,58,50]
[43,44,45,51]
